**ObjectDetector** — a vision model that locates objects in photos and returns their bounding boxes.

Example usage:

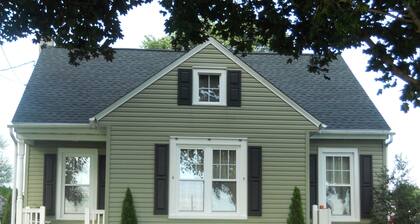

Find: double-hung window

[169,137,247,219]
[318,148,360,222]
[56,148,97,220]
[192,69,227,105]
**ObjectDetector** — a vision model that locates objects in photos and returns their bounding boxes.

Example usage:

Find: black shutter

[154,144,169,214]
[227,70,241,107]
[248,146,262,216]
[97,155,106,209]
[177,69,192,105]
[43,154,56,216]
[310,154,318,217]
[360,155,373,218]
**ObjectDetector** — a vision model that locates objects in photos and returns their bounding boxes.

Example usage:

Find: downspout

[9,127,17,224]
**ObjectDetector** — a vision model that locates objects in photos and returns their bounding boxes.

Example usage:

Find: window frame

[169,137,247,220]
[318,148,360,222]
[56,148,98,220]
[192,69,227,106]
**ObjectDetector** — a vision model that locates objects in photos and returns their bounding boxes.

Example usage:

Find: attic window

[192,69,227,105]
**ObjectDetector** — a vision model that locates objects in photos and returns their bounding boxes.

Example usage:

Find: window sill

[192,102,227,106]
[169,213,247,220]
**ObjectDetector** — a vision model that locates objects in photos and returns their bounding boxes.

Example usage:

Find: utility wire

[0,61,35,72]
[0,46,23,84]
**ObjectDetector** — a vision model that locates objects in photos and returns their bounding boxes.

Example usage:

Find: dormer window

[192,69,227,105]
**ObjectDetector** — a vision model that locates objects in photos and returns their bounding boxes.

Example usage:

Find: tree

[141,35,172,50]
[0,137,11,186]
[287,187,305,224]
[1,1,419,111]
[121,188,137,224]
[371,155,420,224]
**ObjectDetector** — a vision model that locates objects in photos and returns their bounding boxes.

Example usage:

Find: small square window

[193,69,227,105]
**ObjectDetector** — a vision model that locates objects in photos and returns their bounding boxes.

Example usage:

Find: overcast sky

[0,2,419,184]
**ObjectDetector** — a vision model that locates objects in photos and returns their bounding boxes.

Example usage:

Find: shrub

[1,192,11,224]
[287,186,305,224]
[120,188,137,224]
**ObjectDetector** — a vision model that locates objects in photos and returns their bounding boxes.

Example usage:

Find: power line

[0,61,35,72]
[0,46,24,84]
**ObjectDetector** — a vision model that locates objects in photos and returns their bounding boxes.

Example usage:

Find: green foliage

[1,191,11,224]
[141,35,172,50]
[0,137,11,186]
[371,155,420,224]
[287,187,305,224]
[121,188,137,224]
[1,0,419,110]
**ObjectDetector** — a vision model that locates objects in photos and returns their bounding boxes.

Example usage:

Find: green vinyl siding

[310,139,386,224]
[101,44,318,223]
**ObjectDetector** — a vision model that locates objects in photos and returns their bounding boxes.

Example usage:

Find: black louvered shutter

[97,155,106,209]
[43,154,56,216]
[227,70,241,107]
[360,155,373,218]
[248,146,262,216]
[177,69,192,105]
[154,144,169,214]
[310,154,318,216]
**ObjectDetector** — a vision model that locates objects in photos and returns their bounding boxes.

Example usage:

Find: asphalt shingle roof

[12,47,390,130]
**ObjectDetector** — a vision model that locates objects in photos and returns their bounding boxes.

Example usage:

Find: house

[9,38,392,224]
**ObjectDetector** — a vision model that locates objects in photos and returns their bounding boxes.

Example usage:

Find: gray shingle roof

[12,47,390,130]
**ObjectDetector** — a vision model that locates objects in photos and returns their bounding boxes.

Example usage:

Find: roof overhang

[310,129,394,140]
[9,122,105,141]
[90,38,323,128]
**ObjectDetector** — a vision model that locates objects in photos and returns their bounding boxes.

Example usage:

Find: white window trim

[318,148,360,222]
[56,148,98,220]
[192,69,227,106]
[169,137,247,219]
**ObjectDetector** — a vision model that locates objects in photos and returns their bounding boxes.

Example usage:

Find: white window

[318,148,360,222]
[56,148,98,220]
[192,69,227,105]
[169,137,247,219]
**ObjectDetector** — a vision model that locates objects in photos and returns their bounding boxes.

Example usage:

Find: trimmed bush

[120,188,137,224]
[287,186,305,224]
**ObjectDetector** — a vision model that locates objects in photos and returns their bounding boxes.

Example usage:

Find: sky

[0,2,419,185]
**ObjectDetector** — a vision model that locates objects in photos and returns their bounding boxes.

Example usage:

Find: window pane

[229,165,236,179]
[221,165,228,179]
[229,151,236,164]
[213,150,220,164]
[65,157,90,185]
[334,157,341,170]
[209,75,219,88]
[180,149,204,179]
[208,89,220,102]
[326,157,333,170]
[343,171,350,184]
[327,186,351,216]
[199,75,208,88]
[179,181,204,211]
[213,165,220,179]
[212,182,236,212]
[326,171,333,184]
[199,89,209,101]
[342,157,350,170]
[221,151,228,164]
[334,171,342,184]
[64,186,89,214]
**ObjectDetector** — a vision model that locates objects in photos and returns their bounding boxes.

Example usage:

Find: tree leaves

[0,0,419,111]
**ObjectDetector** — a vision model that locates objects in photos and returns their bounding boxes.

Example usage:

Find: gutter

[311,129,394,140]
[9,127,17,224]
